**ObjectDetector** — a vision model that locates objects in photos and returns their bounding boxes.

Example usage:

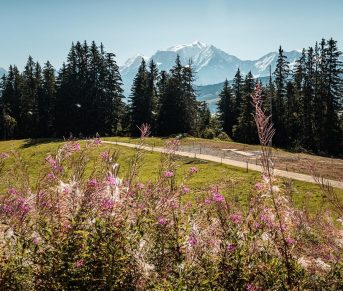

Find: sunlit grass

[1,138,342,215]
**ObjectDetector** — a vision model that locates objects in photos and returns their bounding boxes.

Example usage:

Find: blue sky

[1,0,342,69]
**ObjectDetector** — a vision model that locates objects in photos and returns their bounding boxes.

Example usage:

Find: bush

[217,131,232,141]
[203,128,216,139]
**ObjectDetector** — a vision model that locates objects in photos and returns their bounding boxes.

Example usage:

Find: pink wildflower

[94,138,102,145]
[8,187,18,196]
[253,222,261,230]
[182,186,190,193]
[45,155,57,166]
[0,152,9,159]
[189,167,198,173]
[211,187,225,202]
[212,192,225,202]
[100,198,114,212]
[189,234,197,247]
[47,172,55,181]
[157,217,167,226]
[106,175,118,185]
[285,237,295,245]
[100,151,109,161]
[227,244,236,253]
[75,259,84,268]
[33,236,41,245]
[255,182,263,190]
[164,170,174,178]
[74,143,81,151]
[137,183,145,190]
[246,283,257,291]
[87,178,98,188]
[2,205,13,215]
[229,213,242,224]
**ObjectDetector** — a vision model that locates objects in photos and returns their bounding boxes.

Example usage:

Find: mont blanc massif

[119,41,302,111]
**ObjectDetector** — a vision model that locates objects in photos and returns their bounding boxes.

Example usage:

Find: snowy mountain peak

[122,54,147,68]
[119,42,302,94]
[166,41,208,52]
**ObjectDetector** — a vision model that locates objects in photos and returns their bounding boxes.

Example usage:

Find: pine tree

[147,60,159,134]
[103,51,124,135]
[234,72,257,143]
[273,46,289,146]
[320,38,343,154]
[197,101,211,136]
[181,60,198,135]
[301,46,315,148]
[20,56,40,138]
[38,61,56,137]
[232,68,244,125]
[158,56,184,135]
[217,79,235,137]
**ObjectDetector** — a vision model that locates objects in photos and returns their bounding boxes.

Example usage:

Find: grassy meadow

[1,137,341,214]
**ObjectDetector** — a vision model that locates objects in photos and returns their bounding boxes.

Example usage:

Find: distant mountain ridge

[0,67,7,76]
[119,41,302,95]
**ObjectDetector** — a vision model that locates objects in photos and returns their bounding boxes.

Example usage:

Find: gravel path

[103,141,343,189]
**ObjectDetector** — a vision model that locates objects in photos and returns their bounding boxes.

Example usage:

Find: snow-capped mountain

[119,41,302,94]
[0,67,7,76]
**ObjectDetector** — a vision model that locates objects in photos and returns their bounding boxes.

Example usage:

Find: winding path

[103,141,343,189]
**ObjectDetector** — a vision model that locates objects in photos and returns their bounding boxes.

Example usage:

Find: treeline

[1,38,342,155]
[0,41,125,139]
[217,38,343,155]
[0,41,210,140]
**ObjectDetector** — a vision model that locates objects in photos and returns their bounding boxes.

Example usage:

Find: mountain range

[119,41,302,97]
[0,67,7,77]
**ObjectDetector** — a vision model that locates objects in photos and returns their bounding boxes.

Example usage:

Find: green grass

[1,138,342,215]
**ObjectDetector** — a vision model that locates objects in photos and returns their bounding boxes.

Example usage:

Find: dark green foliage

[157,56,201,136]
[215,39,342,155]
[234,72,258,143]
[0,41,125,140]
[129,59,151,136]
[217,79,235,137]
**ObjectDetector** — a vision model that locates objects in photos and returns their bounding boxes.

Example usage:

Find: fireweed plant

[0,97,343,290]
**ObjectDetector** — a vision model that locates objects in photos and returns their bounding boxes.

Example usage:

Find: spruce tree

[38,61,56,137]
[232,68,244,125]
[273,46,289,146]
[234,72,257,143]
[129,59,150,136]
[217,79,235,137]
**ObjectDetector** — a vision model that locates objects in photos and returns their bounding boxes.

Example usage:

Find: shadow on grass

[20,138,62,149]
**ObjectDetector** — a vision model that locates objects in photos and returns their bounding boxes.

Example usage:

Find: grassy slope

[103,136,343,181]
[0,138,342,214]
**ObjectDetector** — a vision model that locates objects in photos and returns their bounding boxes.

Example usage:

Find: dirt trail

[103,141,343,189]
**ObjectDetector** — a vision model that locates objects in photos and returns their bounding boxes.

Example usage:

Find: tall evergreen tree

[20,56,40,137]
[320,38,343,154]
[129,59,150,136]
[234,72,257,143]
[217,79,235,137]
[273,46,289,145]
[38,61,56,137]
[232,68,244,125]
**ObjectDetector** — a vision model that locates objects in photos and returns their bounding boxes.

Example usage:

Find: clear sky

[1,0,342,69]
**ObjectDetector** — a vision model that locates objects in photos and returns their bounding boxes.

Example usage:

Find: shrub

[217,131,231,141]
[203,128,216,139]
